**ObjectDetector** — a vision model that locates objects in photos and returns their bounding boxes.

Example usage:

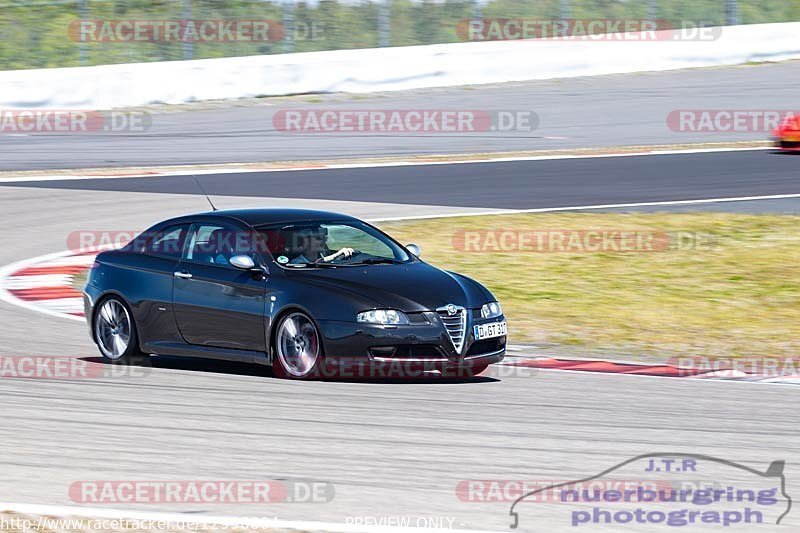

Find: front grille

[437,306,467,354]
[369,345,448,361]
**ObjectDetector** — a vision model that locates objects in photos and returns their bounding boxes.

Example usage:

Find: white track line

[0,146,770,183]
[370,193,800,221]
[0,502,502,533]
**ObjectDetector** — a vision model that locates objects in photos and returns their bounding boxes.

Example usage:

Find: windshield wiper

[351,257,403,265]
[285,262,338,268]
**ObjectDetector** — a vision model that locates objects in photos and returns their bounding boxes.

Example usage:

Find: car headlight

[357,309,410,325]
[481,301,503,319]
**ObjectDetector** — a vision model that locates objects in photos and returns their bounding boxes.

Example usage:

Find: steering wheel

[328,250,364,263]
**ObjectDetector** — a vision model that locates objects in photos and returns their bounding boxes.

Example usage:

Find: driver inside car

[290,226,355,264]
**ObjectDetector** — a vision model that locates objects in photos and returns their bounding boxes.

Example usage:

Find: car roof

[159,208,359,228]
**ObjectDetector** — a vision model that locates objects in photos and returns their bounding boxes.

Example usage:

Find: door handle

[174,271,193,279]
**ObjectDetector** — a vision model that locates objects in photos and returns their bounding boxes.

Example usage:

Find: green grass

[378,212,800,359]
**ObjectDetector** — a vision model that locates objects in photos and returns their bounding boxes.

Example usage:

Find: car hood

[293,261,493,312]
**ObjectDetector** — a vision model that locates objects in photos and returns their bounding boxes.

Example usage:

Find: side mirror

[230,255,256,270]
[406,243,421,257]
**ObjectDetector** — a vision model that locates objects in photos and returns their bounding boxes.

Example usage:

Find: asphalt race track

[1,67,800,532]
[3,150,800,212]
[0,61,799,171]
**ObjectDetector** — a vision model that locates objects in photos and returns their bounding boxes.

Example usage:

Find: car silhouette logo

[508,452,792,529]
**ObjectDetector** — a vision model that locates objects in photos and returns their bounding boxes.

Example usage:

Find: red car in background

[773,115,800,151]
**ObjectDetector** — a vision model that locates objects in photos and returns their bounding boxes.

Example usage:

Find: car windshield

[257,220,411,267]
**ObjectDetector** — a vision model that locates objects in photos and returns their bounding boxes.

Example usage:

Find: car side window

[140,224,189,259]
[184,224,254,267]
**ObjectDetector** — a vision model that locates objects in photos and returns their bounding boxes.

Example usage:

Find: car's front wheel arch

[269,306,327,379]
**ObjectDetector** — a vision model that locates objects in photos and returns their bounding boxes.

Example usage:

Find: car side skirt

[140,341,270,365]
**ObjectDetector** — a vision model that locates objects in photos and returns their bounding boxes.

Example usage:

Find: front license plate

[473,321,507,340]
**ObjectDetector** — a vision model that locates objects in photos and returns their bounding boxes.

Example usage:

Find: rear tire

[93,296,148,365]
[272,311,323,380]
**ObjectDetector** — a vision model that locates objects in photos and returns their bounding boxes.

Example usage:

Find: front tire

[272,311,322,379]
[93,296,147,364]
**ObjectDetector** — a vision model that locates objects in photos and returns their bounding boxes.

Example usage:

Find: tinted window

[184,224,266,267]
[139,224,189,259]
[185,224,232,266]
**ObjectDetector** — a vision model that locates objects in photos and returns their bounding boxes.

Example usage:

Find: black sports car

[83,209,506,379]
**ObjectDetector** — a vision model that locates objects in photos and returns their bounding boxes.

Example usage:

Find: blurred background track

[0,61,797,171]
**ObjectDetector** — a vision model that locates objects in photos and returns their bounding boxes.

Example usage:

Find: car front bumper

[315,313,506,377]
